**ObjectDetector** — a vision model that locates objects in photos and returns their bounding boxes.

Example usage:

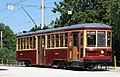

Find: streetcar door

[79,31,84,62]
[38,35,45,65]
[38,36,41,64]
[68,32,73,61]
[72,32,79,61]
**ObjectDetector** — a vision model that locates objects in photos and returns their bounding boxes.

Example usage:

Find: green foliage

[29,24,50,32]
[0,47,15,59]
[0,48,4,58]
[52,0,111,27]
[52,0,120,62]
[109,1,120,61]
[0,23,16,61]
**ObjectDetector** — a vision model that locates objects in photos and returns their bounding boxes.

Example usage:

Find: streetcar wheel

[24,61,31,67]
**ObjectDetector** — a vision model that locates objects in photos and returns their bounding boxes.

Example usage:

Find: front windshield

[87,31,96,47]
[87,31,112,47]
[97,31,106,47]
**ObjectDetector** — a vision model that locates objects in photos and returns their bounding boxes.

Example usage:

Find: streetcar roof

[17,23,112,37]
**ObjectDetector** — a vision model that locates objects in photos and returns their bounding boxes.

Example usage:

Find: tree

[52,0,120,63]
[29,24,50,32]
[109,0,120,62]
[0,23,16,62]
[52,0,111,27]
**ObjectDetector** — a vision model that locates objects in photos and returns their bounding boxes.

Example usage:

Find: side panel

[16,50,37,64]
[45,49,67,66]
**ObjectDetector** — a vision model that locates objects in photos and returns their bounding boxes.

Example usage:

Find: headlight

[100,50,104,55]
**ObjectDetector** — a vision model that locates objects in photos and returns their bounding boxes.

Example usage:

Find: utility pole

[0,31,3,65]
[0,31,3,48]
[41,0,44,29]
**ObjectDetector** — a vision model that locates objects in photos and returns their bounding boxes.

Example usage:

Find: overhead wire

[0,8,20,21]
[0,0,37,26]
[17,12,60,26]
[0,0,61,27]
[0,5,8,14]
[12,4,40,9]
[16,0,61,26]
[0,0,27,21]
[16,0,27,4]
[0,9,8,13]
[0,0,25,13]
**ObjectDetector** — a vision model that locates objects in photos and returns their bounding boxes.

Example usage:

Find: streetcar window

[73,32,78,46]
[22,38,25,49]
[51,34,54,47]
[46,33,68,48]
[55,34,59,47]
[87,31,96,47]
[18,38,21,50]
[25,38,27,49]
[38,36,41,48]
[80,31,83,45]
[47,35,50,48]
[97,31,106,47]
[33,37,36,49]
[107,31,112,47]
[27,37,29,49]
[30,37,33,49]
[60,33,63,47]
[23,38,25,49]
[65,33,68,47]
[21,38,23,49]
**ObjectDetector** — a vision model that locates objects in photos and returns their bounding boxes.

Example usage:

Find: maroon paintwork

[85,48,112,61]
[84,56,112,61]
[45,49,68,66]
[16,50,37,64]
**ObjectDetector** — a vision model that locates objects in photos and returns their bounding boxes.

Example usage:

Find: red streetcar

[16,23,112,69]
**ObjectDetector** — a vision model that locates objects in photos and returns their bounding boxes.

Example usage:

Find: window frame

[46,32,68,49]
[97,31,106,47]
[107,31,112,47]
[86,31,96,47]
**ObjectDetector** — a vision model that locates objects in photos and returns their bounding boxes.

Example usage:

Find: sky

[0,0,61,33]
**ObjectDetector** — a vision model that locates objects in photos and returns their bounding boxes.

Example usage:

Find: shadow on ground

[35,66,109,72]
[0,68,8,71]
[68,68,109,71]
